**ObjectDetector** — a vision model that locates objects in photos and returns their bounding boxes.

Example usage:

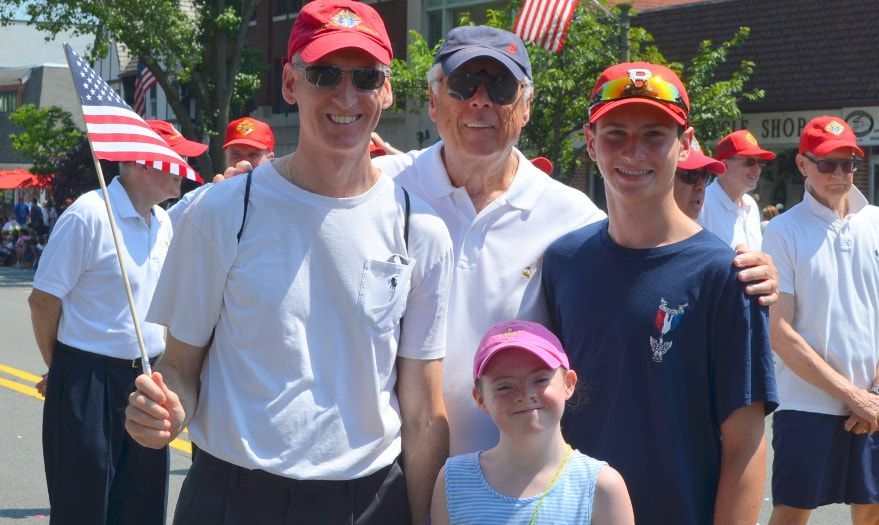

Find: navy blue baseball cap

[435,25,532,81]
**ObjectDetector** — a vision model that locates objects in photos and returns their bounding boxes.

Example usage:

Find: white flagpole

[91,154,152,375]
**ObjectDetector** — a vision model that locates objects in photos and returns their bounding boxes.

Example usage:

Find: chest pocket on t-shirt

[357,254,413,333]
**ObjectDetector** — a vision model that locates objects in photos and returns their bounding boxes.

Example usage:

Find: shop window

[0,91,18,113]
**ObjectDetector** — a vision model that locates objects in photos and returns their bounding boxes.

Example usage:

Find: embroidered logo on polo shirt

[522,265,533,279]
[825,120,845,136]
[331,9,361,28]
[744,132,758,145]
[235,119,255,136]
[649,297,688,363]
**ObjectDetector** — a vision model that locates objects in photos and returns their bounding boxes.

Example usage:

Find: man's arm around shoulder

[397,356,448,524]
[125,333,207,448]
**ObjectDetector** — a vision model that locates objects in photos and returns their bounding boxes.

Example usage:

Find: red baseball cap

[473,320,569,382]
[678,137,725,174]
[714,130,776,161]
[287,0,393,66]
[223,117,275,152]
[530,156,553,175]
[799,116,864,157]
[589,62,689,126]
[368,141,386,157]
[146,120,208,157]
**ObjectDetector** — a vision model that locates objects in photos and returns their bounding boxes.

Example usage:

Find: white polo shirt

[699,179,762,250]
[34,177,171,359]
[762,186,879,415]
[148,164,453,480]
[374,142,606,454]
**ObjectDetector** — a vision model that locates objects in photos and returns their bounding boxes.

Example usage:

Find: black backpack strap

[236,170,253,243]
[402,186,410,252]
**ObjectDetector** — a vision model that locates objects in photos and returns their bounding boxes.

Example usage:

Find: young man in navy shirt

[542,62,778,525]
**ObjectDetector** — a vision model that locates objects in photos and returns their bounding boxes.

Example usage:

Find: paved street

[0,266,852,523]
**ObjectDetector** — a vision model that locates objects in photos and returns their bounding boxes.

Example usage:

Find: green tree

[9,104,84,181]
[0,0,264,176]
[390,3,763,182]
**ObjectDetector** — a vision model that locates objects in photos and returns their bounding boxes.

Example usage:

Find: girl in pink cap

[430,320,634,524]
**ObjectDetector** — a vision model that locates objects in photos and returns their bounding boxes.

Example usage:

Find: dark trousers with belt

[43,342,169,525]
[174,450,411,524]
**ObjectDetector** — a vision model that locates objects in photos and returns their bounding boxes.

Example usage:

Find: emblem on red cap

[690,138,703,153]
[744,132,758,145]
[236,119,255,136]
[628,68,652,88]
[331,9,361,28]
[824,120,845,136]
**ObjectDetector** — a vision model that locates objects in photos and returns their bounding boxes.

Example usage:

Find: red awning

[0,169,52,189]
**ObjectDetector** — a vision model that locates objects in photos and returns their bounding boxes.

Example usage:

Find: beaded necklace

[528,444,573,525]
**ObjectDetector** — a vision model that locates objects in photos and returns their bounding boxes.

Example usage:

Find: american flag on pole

[63,44,202,182]
[513,0,580,54]
[132,61,157,118]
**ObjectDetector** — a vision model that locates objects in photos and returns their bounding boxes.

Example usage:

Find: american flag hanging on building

[513,0,580,54]
[132,61,157,117]
[62,44,202,182]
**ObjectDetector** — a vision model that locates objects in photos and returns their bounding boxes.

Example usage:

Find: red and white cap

[473,320,569,382]
[287,0,393,65]
[798,116,864,157]
[679,137,725,174]
[589,62,689,126]
[714,130,776,161]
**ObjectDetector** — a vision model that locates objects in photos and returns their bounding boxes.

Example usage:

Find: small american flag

[513,0,580,54]
[63,44,201,182]
[132,61,157,118]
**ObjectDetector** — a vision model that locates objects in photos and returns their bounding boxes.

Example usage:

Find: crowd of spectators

[1,196,55,269]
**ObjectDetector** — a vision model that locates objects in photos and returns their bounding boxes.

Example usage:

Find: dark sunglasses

[677,169,712,185]
[446,69,521,105]
[803,154,862,174]
[732,156,767,168]
[292,64,388,91]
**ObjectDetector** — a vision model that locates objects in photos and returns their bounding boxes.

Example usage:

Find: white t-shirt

[699,180,762,250]
[148,162,453,480]
[34,177,171,359]
[166,183,212,227]
[762,186,879,415]
[374,142,606,454]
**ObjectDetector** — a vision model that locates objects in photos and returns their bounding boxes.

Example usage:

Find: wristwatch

[869,386,879,395]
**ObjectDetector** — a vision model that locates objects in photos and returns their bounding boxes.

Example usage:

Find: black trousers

[173,450,411,524]
[43,343,169,525]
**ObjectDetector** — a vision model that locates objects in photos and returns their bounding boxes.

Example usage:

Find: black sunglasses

[803,154,862,174]
[731,156,767,168]
[677,169,712,185]
[446,69,521,105]
[292,64,388,92]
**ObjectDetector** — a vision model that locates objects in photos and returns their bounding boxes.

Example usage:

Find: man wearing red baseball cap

[147,119,209,159]
[542,61,778,525]
[674,136,725,220]
[763,117,879,525]
[166,116,275,226]
[127,1,453,523]
[701,129,776,250]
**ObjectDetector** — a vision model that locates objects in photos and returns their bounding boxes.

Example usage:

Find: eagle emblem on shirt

[649,297,688,363]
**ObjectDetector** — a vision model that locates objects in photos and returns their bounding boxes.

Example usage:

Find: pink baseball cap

[286,0,393,65]
[473,320,569,382]
[678,136,725,174]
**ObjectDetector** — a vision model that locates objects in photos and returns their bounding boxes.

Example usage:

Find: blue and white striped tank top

[445,449,606,524]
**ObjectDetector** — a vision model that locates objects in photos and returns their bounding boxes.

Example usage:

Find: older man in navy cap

[373,26,779,457]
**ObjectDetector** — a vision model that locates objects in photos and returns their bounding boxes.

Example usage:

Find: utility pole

[590,1,633,62]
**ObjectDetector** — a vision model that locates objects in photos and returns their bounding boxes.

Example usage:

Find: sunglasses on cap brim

[293,64,388,92]
[589,74,688,118]
[803,154,863,174]
[676,169,712,185]
[446,69,521,106]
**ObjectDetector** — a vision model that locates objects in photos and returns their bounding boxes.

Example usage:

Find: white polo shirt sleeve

[33,209,94,300]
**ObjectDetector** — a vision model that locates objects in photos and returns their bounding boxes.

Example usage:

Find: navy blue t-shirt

[542,220,777,525]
